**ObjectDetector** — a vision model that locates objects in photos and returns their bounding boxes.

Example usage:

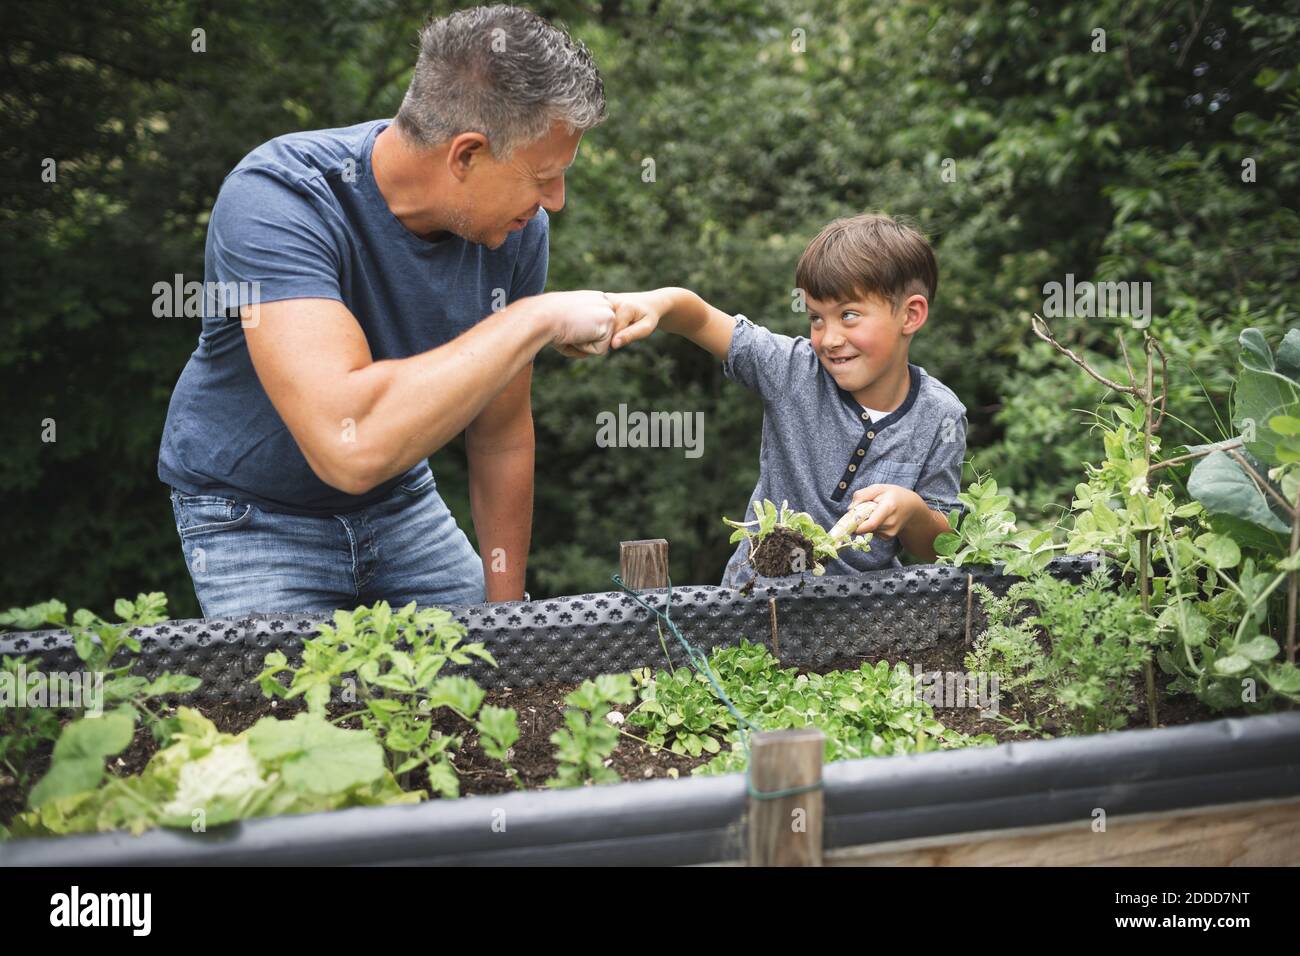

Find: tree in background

[2,0,1296,614]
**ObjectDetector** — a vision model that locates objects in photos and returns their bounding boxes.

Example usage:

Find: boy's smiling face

[807,290,929,397]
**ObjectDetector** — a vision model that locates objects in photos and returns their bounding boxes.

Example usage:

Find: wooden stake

[620,539,669,589]
[964,574,975,647]
[748,728,825,867]
[1289,488,1299,671]
[769,597,781,660]
[1141,532,1157,727]
[1141,336,1158,728]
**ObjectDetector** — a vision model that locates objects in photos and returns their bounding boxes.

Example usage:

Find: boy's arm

[896,500,953,563]
[608,287,735,361]
[847,485,950,562]
[848,413,967,562]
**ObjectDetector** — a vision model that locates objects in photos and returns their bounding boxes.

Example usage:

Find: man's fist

[532,290,615,358]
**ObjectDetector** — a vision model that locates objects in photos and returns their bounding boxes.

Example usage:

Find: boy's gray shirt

[721,314,967,587]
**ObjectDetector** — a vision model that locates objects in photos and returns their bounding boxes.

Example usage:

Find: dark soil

[750,527,817,577]
[423,683,703,796]
[0,642,1242,824]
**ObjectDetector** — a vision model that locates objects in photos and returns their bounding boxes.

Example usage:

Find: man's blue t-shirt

[157,119,549,515]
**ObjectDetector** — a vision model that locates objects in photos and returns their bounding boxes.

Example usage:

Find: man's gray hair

[395,5,606,159]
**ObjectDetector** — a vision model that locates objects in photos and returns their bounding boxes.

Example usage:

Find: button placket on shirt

[832,412,878,500]
[829,366,922,503]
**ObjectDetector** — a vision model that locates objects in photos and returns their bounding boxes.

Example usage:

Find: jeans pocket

[397,471,436,496]
[172,491,255,539]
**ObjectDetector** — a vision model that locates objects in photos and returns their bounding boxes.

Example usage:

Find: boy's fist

[605,291,667,349]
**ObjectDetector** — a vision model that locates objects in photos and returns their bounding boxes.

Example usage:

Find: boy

[606,213,967,587]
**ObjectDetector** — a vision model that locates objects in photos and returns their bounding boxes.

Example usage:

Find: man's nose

[541,174,566,212]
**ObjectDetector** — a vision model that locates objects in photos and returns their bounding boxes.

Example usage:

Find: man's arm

[242,291,612,495]
[466,363,534,601]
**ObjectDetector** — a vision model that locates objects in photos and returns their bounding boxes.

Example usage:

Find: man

[158,6,612,618]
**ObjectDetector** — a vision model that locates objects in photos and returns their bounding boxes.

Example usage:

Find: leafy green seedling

[724,499,871,576]
[934,476,1060,576]
[5,593,202,813]
[12,708,414,837]
[0,655,61,790]
[257,600,517,798]
[0,593,199,745]
[474,704,522,788]
[628,640,990,776]
[547,674,635,788]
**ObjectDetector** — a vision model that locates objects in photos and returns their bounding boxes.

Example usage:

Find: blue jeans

[168,472,486,619]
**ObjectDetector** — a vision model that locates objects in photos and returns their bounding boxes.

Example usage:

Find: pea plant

[1164,327,1300,706]
[1060,331,1300,711]
[945,321,1300,724]
[257,601,520,798]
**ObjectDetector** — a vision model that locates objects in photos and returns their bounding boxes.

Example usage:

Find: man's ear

[446,132,491,181]
[901,294,929,335]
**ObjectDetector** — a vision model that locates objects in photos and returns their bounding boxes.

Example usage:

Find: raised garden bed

[4,554,1300,866]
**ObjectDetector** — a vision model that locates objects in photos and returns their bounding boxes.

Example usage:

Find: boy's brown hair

[794,213,938,311]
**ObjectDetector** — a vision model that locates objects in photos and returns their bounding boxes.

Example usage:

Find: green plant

[0,600,74,632]
[626,640,991,776]
[713,648,991,774]
[0,594,201,744]
[1147,330,1300,707]
[1020,570,1156,734]
[26,706,137,810]
[257,601,515,798]
[627,665,734,757]
[9,707,416,838]
[2,594,203,812]
[723,499,872,576]
[964,570,1155,735]
[473,704,522,789]
[547,674,635,788]
[0,655,61,790]
[951,326,1300,720]
[934,476,1061,575]
[963,584,1047,702]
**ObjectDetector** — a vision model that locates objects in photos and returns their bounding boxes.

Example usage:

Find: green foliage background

[2,0,1297,617]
